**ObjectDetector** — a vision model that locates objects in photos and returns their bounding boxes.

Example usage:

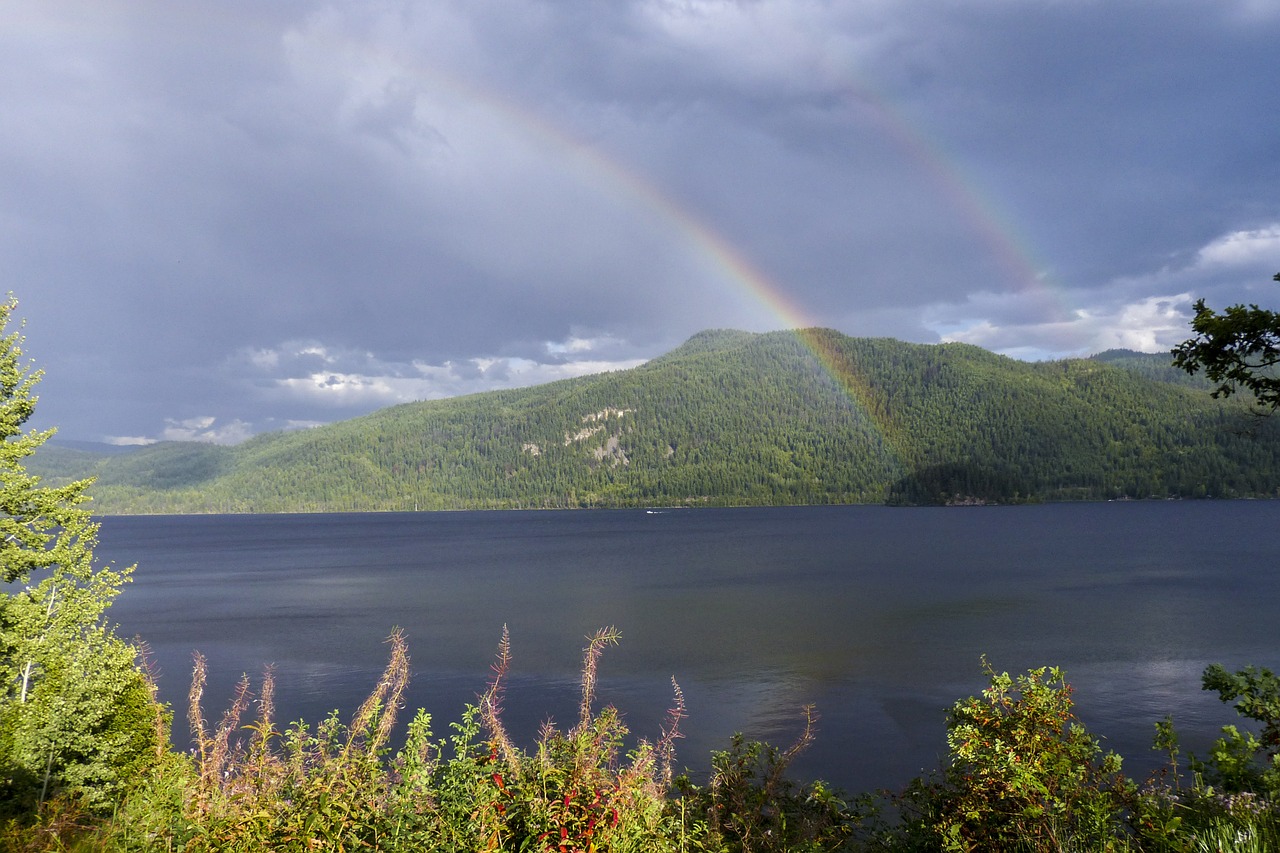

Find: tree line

[33,327,1280,512]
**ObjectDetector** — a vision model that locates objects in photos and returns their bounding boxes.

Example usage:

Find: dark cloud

[6,0,1279,442]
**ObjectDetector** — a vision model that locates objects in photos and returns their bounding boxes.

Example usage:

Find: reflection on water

[98,502,1280,793]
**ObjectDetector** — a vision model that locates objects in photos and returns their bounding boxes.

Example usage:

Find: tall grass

[42,627,710,852]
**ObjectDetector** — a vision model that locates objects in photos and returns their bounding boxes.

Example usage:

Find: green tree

[1172,272,1280,412]
[0,296,165,815]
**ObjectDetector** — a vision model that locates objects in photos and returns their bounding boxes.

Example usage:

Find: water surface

[98,502,1280,793]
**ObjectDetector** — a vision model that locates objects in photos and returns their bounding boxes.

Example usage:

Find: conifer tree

[0,296,164,814]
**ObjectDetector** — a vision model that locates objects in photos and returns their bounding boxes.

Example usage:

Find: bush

[890,660,1131,852]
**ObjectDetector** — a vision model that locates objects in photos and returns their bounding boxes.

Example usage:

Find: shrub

[893,660,1131,852]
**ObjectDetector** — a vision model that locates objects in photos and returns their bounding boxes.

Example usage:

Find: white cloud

[924,222,1280,360]
[171,416,217,431]
[544,333,624,355]
[283,419,326,431]
[275,372,405,406]
[1089,295,1198,353]
[103,435,157,447]
[510,358,647,381]
[1193,225,1280,269]
[295,345,334,361]
[159,417,255,445]
[256,339,646,409]
[246,348,280,370]
[933,292,1196,360]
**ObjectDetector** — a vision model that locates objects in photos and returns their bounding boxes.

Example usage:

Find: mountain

[31,330,1280,512]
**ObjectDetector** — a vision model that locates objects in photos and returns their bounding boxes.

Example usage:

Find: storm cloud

[7,1,1279,442]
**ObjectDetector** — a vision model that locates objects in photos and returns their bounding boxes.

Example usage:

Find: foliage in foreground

[865,661,1280,853]
[882,661,1132,851]
[2,627,854,853]
[6,637,1280,853]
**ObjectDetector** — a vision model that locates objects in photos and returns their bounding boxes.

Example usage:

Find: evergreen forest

[33,329,1280,513]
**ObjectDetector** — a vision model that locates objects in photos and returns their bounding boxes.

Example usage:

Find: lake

[96,502,1280,795]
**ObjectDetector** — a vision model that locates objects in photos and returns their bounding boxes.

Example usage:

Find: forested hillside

[33,330,1280,511]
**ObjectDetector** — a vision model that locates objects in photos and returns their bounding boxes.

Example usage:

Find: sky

[6,1,1280,445]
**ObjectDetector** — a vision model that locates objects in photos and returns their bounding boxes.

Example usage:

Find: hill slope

[33,331,1280,511]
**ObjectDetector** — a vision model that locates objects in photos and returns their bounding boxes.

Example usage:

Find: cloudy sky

[6,1,1280,445]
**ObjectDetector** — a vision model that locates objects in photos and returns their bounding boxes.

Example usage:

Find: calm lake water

[96,502,1280,794]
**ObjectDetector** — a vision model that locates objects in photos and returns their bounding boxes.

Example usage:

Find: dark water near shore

[97,502,1280,794]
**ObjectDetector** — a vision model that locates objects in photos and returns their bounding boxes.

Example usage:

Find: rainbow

[385,65,916,460]
[291,23,1068,470]
[836,82,1059,305]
